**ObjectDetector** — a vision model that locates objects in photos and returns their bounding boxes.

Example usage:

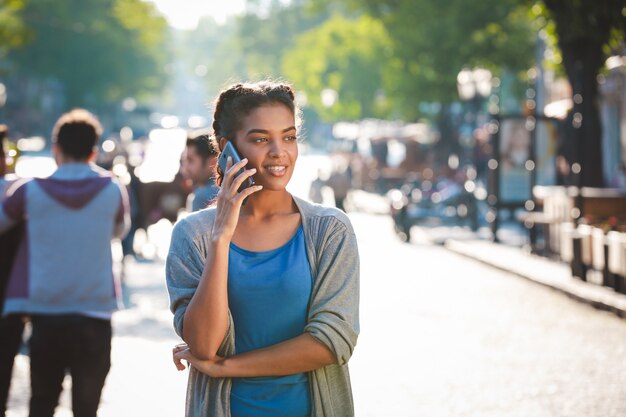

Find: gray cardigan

[165,195,360,417]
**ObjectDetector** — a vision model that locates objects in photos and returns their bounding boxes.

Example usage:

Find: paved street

[5,154,626,416]
[349,213,626,417]
[6,257,188,417]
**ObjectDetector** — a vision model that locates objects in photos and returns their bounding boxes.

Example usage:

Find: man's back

[0,163,129,316]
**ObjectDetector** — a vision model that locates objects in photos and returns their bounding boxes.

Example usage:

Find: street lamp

[456,67,493,165]
[457,67,492,105]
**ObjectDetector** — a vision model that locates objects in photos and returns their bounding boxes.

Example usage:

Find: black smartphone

[218,141,256,192]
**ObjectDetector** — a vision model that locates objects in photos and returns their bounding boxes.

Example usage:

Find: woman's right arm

[181,234,231,360]
[180,158,262,360]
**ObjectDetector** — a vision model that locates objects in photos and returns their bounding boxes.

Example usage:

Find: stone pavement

[348,186,626,319]
[5,257,188,417]
[443,237,626,318]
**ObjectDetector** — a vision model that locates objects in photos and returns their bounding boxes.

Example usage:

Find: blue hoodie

[0,163,130,316]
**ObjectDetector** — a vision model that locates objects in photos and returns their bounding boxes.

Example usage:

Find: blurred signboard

[499,118,531,203]
[497,116,559,204]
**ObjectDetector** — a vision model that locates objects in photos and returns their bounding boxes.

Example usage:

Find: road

[6,153,626,416]
[349,213,626,417]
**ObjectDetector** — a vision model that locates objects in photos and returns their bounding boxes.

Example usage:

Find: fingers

[232,167,256,190]
[221,157,250,190]
[172,344,189,371]
[219,157,262,202]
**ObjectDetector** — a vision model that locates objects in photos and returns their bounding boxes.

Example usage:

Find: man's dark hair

[186,129,219,162]
[52,109,103,160]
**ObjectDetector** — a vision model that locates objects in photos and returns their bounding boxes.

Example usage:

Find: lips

[265,165,287,175]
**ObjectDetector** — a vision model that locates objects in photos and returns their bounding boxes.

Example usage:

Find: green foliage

[539,0,626,73]
[283,14,393,121]
[532,0,626,186]
[342,0,536,119]
[0,0,26,61]
[9,0,168,107]
[178,1,337,114]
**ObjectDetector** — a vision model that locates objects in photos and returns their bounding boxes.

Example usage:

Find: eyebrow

[245,126,297,135]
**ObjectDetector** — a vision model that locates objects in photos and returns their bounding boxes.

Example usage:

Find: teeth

[267,166,286,172]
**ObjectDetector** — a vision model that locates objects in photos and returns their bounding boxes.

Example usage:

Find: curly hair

[211,80,302,185]
[212,80,302,148]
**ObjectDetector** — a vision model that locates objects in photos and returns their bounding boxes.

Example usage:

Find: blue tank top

[228,225,312,417]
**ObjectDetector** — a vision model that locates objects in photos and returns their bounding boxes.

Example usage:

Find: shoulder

[4,177,33,198]
[170,207,217,249]
[294,195,355,236]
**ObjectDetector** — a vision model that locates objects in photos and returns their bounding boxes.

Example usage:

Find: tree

[0,0,26,67]
[538,0,626,187]
[228,1,332,81]
[9,0,168,108]
[342,0,536,119]
[283,14,393,121]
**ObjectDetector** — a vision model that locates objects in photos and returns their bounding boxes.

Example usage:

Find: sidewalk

[347,187,626,319]
[5,257,187,417]
[440,233,626,318]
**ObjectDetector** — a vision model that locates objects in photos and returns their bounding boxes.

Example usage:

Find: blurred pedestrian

[327,166,351,212]
[308,169,326,204]
[0,124,26,417]
[182,130,219,212]
[0,109,130,417]
[167,81,360,417]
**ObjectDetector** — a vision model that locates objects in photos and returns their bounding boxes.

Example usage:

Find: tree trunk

[555,34,605,188]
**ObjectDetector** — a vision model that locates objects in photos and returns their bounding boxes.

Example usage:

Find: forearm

[219,333,337,378]
[182,237,230,360]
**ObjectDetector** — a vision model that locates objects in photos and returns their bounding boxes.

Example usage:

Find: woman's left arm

[174,333,336,377]
[173,214,360,377]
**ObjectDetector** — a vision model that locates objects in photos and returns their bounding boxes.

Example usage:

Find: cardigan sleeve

[304,218,360,366]
[165,218,207,339]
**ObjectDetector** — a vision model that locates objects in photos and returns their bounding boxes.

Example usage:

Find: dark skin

[173,103,336,377]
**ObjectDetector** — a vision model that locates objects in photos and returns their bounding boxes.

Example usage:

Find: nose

[268,138,286,157]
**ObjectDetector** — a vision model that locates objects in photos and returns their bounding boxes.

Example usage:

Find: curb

[444,239,626,319]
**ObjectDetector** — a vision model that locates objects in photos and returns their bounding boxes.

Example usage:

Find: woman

[166,81,360,417]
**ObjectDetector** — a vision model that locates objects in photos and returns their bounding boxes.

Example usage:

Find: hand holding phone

[217,141,256,192]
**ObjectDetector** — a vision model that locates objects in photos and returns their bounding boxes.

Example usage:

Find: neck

[241,189,296,219]
[56,155,89,166]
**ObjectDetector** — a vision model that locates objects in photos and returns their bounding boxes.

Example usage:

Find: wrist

[210,230,232,246]
[215,356,232,378]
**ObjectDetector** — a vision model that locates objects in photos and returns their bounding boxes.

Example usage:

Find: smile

[265,165,287,175]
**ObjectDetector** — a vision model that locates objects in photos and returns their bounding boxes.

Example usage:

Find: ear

[219,137,228,152]
[87,148,98,163]
[52,142,61,161]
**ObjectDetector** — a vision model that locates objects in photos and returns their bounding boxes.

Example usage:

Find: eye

[252,137,268,143]
[284,135,297,142]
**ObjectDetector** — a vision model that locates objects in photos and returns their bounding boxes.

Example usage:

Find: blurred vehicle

[388,173,480,242]
[13,136,56,179]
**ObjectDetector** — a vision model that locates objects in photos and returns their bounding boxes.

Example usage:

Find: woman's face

[232,103,298,191]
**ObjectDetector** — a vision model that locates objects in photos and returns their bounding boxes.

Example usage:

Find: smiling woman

[165,80,360,417]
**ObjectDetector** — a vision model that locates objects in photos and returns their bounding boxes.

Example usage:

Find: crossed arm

[173,333,336,378]
[175,235,336,379]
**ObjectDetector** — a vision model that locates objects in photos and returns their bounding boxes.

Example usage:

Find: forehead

[185,145,201,158]
[240,103,295,132]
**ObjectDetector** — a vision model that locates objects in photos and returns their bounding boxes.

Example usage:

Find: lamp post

[457,67,493,166]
